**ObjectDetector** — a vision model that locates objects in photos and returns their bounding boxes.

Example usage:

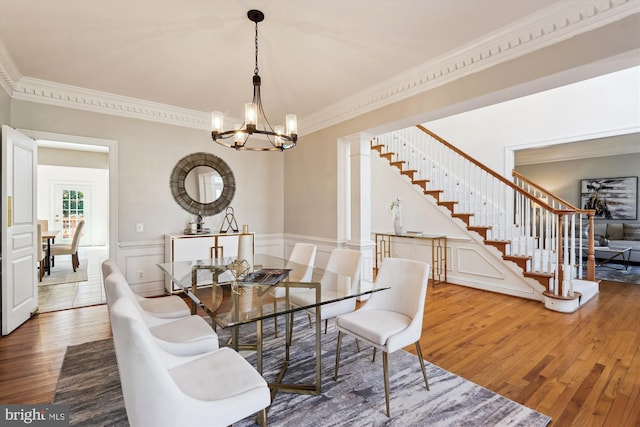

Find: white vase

[393,211,404,235]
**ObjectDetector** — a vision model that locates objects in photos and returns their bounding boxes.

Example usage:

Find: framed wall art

[580,176,637,220]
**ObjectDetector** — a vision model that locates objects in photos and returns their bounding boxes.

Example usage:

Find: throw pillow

[607,223,624,240]
[623,223,640,241]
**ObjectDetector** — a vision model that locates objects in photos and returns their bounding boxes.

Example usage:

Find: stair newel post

[555,214,564,296]
[569,213,576,296]
[586,212,596,281]
[561,213,572,297]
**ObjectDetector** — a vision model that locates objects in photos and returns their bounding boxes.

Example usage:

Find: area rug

[54,323,552,427]
[40,259,88,286]
[595,264,640,284]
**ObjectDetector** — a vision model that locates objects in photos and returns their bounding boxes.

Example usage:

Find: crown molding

[516,142,640,165]
[0,38,20,96]
[1,0,638,132]
[514,126,640,165]
[11,77,212,130]
[301,0,640,134]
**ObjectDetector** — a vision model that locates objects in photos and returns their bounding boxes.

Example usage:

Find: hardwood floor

[0,304,112,404]
[1,279,638,426]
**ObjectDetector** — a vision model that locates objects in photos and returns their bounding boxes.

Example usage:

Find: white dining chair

[109,297,270,427]
[289,248,362,334]
[334,257,431,417]
[104,273,219,356]
[50,219,85,271]
[285,243,317,283]
[273,243,317,336]
[102,259,191,321]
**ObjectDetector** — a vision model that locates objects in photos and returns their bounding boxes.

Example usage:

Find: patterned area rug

[54,322,552,426]
[595,264,640,284]
[40,259,88,286]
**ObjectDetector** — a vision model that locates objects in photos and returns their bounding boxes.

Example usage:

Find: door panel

[2,125,38,335]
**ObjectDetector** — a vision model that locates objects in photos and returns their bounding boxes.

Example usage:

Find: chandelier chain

[254,21,259,76]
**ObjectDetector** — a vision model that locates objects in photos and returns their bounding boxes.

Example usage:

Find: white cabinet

[164,233,254,293]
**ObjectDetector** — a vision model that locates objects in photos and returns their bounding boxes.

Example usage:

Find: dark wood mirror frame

[170,152,236,216]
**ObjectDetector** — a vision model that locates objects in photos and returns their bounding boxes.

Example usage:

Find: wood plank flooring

[1,279,638,426]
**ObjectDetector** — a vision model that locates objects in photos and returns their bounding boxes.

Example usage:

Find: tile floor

[38,246,108,313]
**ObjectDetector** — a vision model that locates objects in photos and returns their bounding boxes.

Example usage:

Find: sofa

[591,223,640,264]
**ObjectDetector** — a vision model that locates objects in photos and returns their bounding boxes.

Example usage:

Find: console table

[164,232,254,293]
[374,232,447,284]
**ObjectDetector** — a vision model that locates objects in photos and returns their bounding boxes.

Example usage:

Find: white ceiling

[0,0,638,133]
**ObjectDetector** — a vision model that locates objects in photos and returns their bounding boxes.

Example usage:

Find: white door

[1,126,38,335]
[52,184,91,245]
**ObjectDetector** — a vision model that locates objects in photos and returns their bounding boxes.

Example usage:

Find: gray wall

[515,153,640,223]
[38,147,109,169]
[0,88,9,126]
[10,100,285,243]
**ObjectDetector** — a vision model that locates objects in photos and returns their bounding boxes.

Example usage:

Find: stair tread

[525,271,554,278]
[504,254,532,260]
[376,137,569,300]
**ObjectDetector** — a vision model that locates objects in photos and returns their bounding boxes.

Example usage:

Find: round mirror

[184,166,223,203]
[170,152,235,216]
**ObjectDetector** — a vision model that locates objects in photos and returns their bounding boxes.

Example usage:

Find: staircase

[372,125,599,313]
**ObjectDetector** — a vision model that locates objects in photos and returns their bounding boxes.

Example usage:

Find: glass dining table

[157,253,388,397]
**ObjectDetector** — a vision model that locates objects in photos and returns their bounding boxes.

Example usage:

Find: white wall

[37,165,109,246]
[424,67,640,175]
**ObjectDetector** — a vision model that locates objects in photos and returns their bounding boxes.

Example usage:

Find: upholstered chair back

[321,248,362,293]
[70,220,85,252]
[360,258,430,353]
[286,243,317,282]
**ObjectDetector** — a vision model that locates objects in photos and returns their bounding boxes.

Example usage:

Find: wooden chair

[36,224,47,281]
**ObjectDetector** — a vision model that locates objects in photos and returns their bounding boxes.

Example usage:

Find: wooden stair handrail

[417,125,589,216]
[416,124,596,284]
[513,170,596,216]
[417,125,561,213]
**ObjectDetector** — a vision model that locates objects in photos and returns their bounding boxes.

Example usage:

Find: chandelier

[211,9,298,151]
